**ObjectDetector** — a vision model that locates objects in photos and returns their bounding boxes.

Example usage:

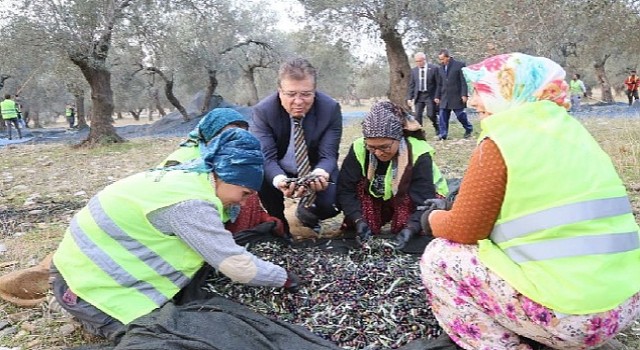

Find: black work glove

[420,198,451,235]
[422,198,452,211]
[283,271,300,293]
[394,227,416,250]
[355,219,372,243]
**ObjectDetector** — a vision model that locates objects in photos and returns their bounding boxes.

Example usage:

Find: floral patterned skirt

[419,238,640,350]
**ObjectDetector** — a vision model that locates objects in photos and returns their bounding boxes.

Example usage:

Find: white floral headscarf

[462,53,571,114]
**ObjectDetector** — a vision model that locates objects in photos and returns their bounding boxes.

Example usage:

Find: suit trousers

[438,108,473,139]
[259,167,340,235]
[414,92,439,134]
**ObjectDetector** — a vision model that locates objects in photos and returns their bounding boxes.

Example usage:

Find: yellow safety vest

[160,145,199,167]
[53,170,225,324]
[0,99,18,120]
[477,100,640,314]
[353,136,448,199]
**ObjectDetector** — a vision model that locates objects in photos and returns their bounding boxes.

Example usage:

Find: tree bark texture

[73,62,124,145]
[243,68,259,106]
[380,27,411,107]
[594,55,613,103]
[74,92,88,129]
[146,67,189,122]
[201,68,218,114]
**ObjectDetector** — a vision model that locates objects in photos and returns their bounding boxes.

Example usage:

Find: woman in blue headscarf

[50,128,300,341]
[161,108,285,236]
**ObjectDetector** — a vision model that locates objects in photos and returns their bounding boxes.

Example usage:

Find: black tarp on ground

[70,297,343,350]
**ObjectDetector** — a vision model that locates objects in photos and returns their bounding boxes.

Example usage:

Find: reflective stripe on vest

[75,197,191,291]
[53,171,220,323]
[0,99,17,119]
[492,196,632,243]
[69,215,167,306]
[477,100,640,314]
[504,231,639,263]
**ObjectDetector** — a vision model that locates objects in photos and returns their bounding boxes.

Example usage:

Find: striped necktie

[293,118,315,208]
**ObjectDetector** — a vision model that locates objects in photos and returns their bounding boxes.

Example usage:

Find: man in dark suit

[434,49,473,140]
[406,52,439,135]
[251,58,342,236]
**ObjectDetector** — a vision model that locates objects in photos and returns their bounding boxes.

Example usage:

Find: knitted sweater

[429,139,506,243]
[148,200,287,287]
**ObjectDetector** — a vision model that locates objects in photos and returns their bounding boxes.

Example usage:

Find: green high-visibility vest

[0,99,18,120]
[353,136,449,199]
[160,145,199,167]
[53,170,225,324]
[65,107,74,117]
[477,100,640,314]
[569,80,584,95]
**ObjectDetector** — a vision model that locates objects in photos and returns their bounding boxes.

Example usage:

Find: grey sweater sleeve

[148,200,287,287]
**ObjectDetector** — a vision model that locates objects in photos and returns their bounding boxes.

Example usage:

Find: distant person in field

[406,52,440,135]
[0,94,22,140]
[251,58,342,238]
[50,128,301,341]
[161,107,285,237]
[435,49,474,140]
[65,104,76,129]
[420,52,640,350]
[624,69,639,106]
[569,73,587,112]
[337,101,448,249]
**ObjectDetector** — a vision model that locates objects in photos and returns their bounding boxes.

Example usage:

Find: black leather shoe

[463,132,472,139]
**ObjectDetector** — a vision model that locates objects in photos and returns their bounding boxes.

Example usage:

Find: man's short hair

[438,49,450,58]
[632,70,637,74]
[4,94,10,99]
[277,58,317,87]
[575,73,581,79]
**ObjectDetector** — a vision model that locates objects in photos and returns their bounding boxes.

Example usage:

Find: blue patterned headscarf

[462,53,571,114]
[170,128,264,191]
[182,108,249,146]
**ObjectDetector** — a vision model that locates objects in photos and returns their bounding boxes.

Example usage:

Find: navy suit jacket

[435,58,468,110]
[251,91,342,183]
[406,64,439,101]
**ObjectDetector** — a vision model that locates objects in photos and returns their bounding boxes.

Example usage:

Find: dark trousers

[67,115,75,128]
[4,118,22,139]
[414,92,439,134]
[438,108,473,139]
[627,90,639,106]
[259,167,340,235]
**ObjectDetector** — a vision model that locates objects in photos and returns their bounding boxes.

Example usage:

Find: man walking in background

[624,70,639,106]
[1,94,22,140]
[406,52,439,135]
[434,49,473,140]
[569,73,587,112]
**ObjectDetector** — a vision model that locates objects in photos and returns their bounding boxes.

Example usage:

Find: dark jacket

[337,141,435,232]
[435,58,468,110]
[407,64,439,101]
[251,91,342,183]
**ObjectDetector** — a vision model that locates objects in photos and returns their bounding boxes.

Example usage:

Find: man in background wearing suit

[434,49,473,140]
[251,58,342,237]
[406,52,439,135]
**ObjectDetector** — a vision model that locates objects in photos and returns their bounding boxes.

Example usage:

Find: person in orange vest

[624,69,639,106]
